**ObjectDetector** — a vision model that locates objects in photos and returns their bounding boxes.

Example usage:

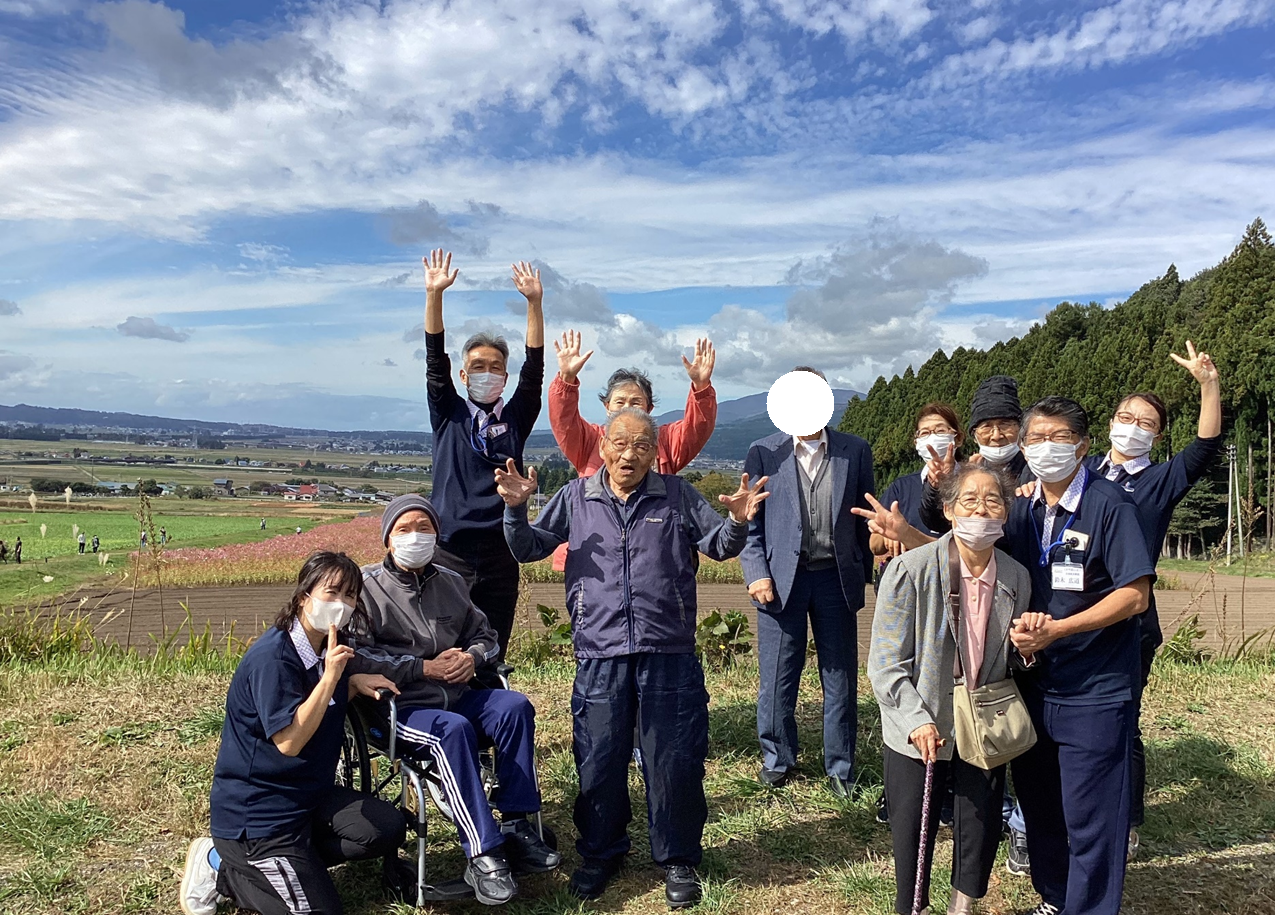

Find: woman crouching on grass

[180,551,403,915]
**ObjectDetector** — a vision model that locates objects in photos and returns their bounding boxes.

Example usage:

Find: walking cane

[911,757,936,915]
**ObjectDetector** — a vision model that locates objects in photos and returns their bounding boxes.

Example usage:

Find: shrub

[696,609,752,670]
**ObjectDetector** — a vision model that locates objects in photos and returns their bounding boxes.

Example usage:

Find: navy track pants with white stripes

[395,688,541,858]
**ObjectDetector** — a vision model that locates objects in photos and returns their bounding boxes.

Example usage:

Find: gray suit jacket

[867,532,1032,761]
[739,429,874,612]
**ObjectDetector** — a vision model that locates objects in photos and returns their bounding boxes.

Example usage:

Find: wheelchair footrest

[418,877,474,902]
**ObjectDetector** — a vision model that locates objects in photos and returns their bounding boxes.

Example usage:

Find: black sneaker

[827,776,853,798]
[499,818,561,874]
[464,852,518,906]
[665,865,701,909]
[875,791,889,824]
[759,767,790,788]
[568,855,625,900]
[1006,828,1031,877]
[1024,903,1060,915]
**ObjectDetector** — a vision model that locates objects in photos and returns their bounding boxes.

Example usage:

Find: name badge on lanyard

[1052,555,1085,591]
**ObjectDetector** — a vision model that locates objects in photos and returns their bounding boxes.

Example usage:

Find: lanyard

[469,410,496,457]
[1028,468,1089,568]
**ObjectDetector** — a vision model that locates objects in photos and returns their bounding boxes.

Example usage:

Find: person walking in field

[92,535,99,553]
[0,540,7,563]
[160,527,168,545]
[140,530,148,547]
[14,537,21,563]
[78,532,86,554]
[295,526,302,536]
[261,518,267,530]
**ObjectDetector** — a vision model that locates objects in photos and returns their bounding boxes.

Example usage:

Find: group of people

[0,536,19,562]
[75,532,102,553]
[178,246,1223,915]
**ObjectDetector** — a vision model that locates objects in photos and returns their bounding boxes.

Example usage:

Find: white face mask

[951,515,1004,551]
[915,433,957,463]
[306,596,354,631]
[466,371,507,404]
[1024,441,1081,483]
[1109,421,1156,458]
[391,532,437,569]
[978,441,1020,464]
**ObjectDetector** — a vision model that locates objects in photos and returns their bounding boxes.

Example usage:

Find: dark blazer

[739,429,875,612]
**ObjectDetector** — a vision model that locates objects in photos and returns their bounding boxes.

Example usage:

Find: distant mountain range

[0,387,864,460]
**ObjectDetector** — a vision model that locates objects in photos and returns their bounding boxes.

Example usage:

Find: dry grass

[0,651,1272,915]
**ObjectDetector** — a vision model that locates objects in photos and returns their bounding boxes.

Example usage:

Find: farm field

[0,503,357,608]
[0,629,1271,915]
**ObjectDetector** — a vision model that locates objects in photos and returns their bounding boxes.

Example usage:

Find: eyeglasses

[976,421,1019,436]
[604,438,654,457]
[1023,431,1081,445]
[956,495,1006,511]
[1113,411,1160,433]
[915,426,956,438]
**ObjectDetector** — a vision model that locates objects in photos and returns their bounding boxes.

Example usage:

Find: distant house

[296,483,319,502]
[212,478,235,496]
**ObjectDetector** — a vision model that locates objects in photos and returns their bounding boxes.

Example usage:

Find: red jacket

[547,373,718,568]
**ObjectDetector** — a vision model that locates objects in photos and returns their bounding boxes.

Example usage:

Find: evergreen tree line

[839,219,1275,559]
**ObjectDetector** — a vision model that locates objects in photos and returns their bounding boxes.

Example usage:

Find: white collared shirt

[1099,451,1151,481]
[1031,465,1089,551]
[793,429,829,479]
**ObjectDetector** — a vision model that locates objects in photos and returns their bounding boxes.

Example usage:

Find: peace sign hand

[1169,339,1219,387]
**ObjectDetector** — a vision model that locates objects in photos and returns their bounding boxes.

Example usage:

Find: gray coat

[867,532,1032,761]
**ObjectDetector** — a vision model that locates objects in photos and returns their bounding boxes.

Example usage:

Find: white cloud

[116,315,190,342]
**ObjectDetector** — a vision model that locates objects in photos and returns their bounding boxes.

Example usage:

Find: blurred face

[944,471,1009,522]
[973,419,1019,448]
[459,345,508,386]
[605,382,651,413]
[600,414,657,490]
[1112,397,1163,436]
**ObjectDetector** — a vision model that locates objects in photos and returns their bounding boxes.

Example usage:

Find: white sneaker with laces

[180,837,220,915]
[1026,903,1060,915]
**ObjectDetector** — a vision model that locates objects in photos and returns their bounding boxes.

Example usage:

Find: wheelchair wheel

[338,708,372,793]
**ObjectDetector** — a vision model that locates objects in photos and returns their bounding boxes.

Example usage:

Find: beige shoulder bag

[947,541,1036,770]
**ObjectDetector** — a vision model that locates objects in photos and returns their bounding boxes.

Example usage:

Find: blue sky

[1,0,1273,430]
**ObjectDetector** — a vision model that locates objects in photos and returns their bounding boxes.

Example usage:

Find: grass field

[0,505,357,608]
[0,616,1271,915]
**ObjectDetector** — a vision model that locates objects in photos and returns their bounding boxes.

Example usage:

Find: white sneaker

[180,837,220,915]
[1026,904,1060,915]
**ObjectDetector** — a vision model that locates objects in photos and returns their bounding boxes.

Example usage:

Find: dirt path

[41,568,1275,654]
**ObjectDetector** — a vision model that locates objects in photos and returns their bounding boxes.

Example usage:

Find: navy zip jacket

[504,469,748,658]
[426,330,544,540]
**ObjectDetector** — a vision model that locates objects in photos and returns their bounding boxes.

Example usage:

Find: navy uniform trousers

[1012,688,1134,915]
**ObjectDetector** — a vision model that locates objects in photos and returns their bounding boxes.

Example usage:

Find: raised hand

[852,494,917,546]
[423,248,458,294]
[494,458,539,507]
[682,338,716,390]
[718,472,770,522]
[554,330,594,382]
[511,261,543,303]
[1169,339,1219,387]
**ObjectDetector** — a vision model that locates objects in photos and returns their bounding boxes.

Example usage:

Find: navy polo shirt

[210,625,349,840]
[882,471,941,537]
[1006,472,1155,705]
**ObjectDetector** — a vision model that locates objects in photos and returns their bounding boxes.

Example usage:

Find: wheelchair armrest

[495,662,514,679]
[374,687,395,702]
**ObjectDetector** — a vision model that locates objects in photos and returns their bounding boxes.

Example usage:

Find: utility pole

[1226,443,1235,565]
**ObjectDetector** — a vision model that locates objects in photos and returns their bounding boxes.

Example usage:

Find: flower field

[138,516,386,587]
[136,516,747,587]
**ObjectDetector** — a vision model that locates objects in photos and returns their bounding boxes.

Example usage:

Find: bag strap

[946,539,970,685]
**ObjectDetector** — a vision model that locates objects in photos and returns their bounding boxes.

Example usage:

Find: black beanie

[381,494,441,545]
[968,376,1022,433]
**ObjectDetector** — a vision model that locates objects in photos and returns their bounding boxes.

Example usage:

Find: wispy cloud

[0,299,20,316]
[116,315,190,342]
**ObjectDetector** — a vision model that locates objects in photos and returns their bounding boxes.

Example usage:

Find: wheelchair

[337,663,557,906]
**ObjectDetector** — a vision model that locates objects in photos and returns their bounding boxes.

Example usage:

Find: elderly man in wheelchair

[347,494,560,906]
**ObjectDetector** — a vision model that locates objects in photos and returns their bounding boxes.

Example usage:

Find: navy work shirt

[210,623,349,840]
[1005,468,1155,705]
